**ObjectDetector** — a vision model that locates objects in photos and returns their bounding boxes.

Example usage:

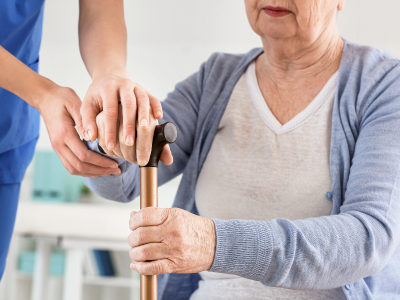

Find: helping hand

[95,104,173,166]
[128,207,216,275]
[37,86,121,177]
[80,74,163,153]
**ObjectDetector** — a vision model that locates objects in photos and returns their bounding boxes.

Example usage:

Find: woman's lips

[264,6,291,17]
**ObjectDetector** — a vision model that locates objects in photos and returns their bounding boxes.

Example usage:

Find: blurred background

[0,0,399,300]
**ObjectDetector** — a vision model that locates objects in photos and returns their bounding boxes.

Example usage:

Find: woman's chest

[195,73,335,222]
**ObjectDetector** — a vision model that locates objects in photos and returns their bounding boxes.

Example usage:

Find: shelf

[83,276,139,288]
[15,272,139,289]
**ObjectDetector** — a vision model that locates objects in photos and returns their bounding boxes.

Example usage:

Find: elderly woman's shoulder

[338,41,400,114]
[342,40,400,83]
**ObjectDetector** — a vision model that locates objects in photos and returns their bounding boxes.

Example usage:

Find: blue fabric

[84,40,400,300]
[0,137,38,184]
[0,182,22,280]
[0,0,44,155]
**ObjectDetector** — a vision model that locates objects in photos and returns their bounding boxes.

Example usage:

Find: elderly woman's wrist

[209,219,274,280]
[203,217,217,270]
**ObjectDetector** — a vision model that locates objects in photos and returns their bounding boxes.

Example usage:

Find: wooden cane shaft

[140,167,158,300]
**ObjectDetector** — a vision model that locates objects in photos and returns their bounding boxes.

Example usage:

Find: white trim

[246,61,338,135]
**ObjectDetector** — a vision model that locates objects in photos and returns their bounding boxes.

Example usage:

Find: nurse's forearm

[78,0,128,79]
[0,46,57,109]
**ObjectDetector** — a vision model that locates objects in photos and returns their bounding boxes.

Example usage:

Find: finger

[110,105,125,159]
[53,149,101,178]
[130,259,173,275]
[81,93,100,142]
[129,243,169,262]
[135,111,154,166]
[135,86,150,132]
[101,84,119,150]
[64,128,119,169]
[148,93,163,120]
[159,144,173,166]
[119,107,137,163]
[96,112,117,158]
[128,226,163,248]
[129,207,169,231]
[66,94,85,140]
[120,86,137,146]
[59,135,121,175]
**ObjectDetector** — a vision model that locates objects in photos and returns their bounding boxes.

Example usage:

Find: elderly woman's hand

[95,104,173,166]
[128,207,216,275]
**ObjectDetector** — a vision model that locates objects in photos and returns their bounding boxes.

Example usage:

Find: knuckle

[129,248,135,260]
[151,263,164,274]
[124,124,135,131]
[138,109,149,117]
[136,145,151,153]
[76,151,87,162]
[122,98,137,109]
[74,162,85,173]
[103,106,118,118]
[51,139,61,150]
[69,168,79,175]
[138,248,148,260]
[121,78,133,87]
[136,228,146,244]
[128,233,134,246]
[105,129,117,137]
[139,212,147,225]
[100,80,117,92]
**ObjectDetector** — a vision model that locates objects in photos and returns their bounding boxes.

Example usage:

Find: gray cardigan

[84,40,400,300]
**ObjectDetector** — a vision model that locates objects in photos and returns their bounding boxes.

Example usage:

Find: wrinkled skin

[95,104,173,166]
[128,207,216,275]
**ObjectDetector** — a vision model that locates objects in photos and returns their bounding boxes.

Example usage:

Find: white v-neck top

[191,62,346,300]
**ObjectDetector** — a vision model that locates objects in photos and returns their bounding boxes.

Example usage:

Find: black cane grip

[141,122,177,168]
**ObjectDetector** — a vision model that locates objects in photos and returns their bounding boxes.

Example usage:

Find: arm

[0,46,120,177]
[209,64,400,289]
[83,62,205,202]
[78,0,162,163]
[126,62,400,288]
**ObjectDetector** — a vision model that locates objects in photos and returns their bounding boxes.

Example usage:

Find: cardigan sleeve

[209,62,400,289]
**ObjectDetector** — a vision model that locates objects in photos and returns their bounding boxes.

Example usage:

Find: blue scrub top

[0,0,45,183]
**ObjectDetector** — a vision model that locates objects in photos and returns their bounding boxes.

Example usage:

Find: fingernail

[140,118,148,128]
[84,131,89,141]
[157,111,162,119]
[108,164,118,168]
[126,135,133,146]
[108,141,115,150]
[88,129,93,140]
[111,169,121,175]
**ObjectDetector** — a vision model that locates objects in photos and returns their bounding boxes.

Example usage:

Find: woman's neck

[258,27,344,86]
[254,26,344,125]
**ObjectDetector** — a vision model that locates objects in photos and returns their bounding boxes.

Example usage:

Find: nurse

[0,0,162,279]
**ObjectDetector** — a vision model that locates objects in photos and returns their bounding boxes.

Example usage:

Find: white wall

[1,1,399,300]
[36,0,400,148]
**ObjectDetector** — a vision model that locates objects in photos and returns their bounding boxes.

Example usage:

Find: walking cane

[139,121,177,300]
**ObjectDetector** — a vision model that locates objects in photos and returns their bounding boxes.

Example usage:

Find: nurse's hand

[80,74,163,153]
[38,86,121,177]
[95,103,173,166]
[128,207,216,275]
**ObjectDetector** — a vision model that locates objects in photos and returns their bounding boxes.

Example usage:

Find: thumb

[64,90,85,139]
[81,95,100,142]
[68,101,85,139]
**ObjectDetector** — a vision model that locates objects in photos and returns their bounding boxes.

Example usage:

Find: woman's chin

[258,28,296,40]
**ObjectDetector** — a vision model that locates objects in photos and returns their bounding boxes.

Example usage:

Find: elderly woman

[84,0,400,299]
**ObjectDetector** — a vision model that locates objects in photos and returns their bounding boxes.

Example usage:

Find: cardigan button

[326,192,332,200]
[345,283,353,290]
